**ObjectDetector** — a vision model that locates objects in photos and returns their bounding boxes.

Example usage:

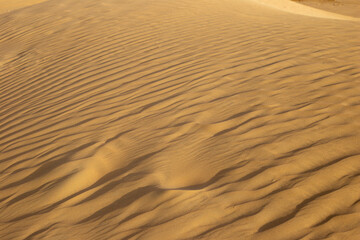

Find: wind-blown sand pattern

[1,0,360,239]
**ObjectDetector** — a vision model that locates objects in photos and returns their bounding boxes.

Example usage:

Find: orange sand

[0,0,48,14]
[1,0,360,239]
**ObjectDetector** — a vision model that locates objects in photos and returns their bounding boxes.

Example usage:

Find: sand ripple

[1,0,360,239]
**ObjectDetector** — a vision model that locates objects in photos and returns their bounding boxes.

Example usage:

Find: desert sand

[1,0,360,239]
[0,0,48,14]
[294,0,360,18]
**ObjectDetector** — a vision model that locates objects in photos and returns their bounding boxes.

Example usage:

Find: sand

[1,0,360,239]
[253,0,359,20]
[294,0,360,18]
[0,0,48,14]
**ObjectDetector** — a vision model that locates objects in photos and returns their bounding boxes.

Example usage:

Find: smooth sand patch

[295,0,360,18]
[253,0,359,20]
[0,0,48,14]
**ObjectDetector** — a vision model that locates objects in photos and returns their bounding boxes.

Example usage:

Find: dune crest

[252,0,359,20]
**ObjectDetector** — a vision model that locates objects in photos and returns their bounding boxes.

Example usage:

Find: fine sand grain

[294,0,360,18]
[1,0,360,239]
[0,0,49,14]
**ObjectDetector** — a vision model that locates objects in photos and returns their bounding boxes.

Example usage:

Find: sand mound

[1,0,360,239]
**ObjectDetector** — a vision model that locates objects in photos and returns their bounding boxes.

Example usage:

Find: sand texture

[0,0,48,14]
[295,0,360,18]
[1,0,360,239]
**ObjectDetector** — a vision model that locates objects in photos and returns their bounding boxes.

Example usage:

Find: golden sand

[0,0,48,14]
[1,0,360,239]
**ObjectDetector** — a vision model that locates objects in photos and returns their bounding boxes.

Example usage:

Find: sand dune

[253,0,359,20]
[296,0,360,18]
[1,0,360,239]
[0,0,48,14]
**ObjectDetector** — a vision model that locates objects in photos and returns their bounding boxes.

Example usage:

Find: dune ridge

[296,0,360,18]
[1,0,360,239]
[253,0,359,21]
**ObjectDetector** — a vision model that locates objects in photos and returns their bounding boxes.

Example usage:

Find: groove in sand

[1,0,360,239]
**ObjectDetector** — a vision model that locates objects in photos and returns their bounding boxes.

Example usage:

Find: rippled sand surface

[1,0,360,239]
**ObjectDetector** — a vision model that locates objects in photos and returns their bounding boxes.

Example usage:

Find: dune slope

[253,0,359,20]
[0,0,49,14]
[1,0,360,239]
[296,0,360,18]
